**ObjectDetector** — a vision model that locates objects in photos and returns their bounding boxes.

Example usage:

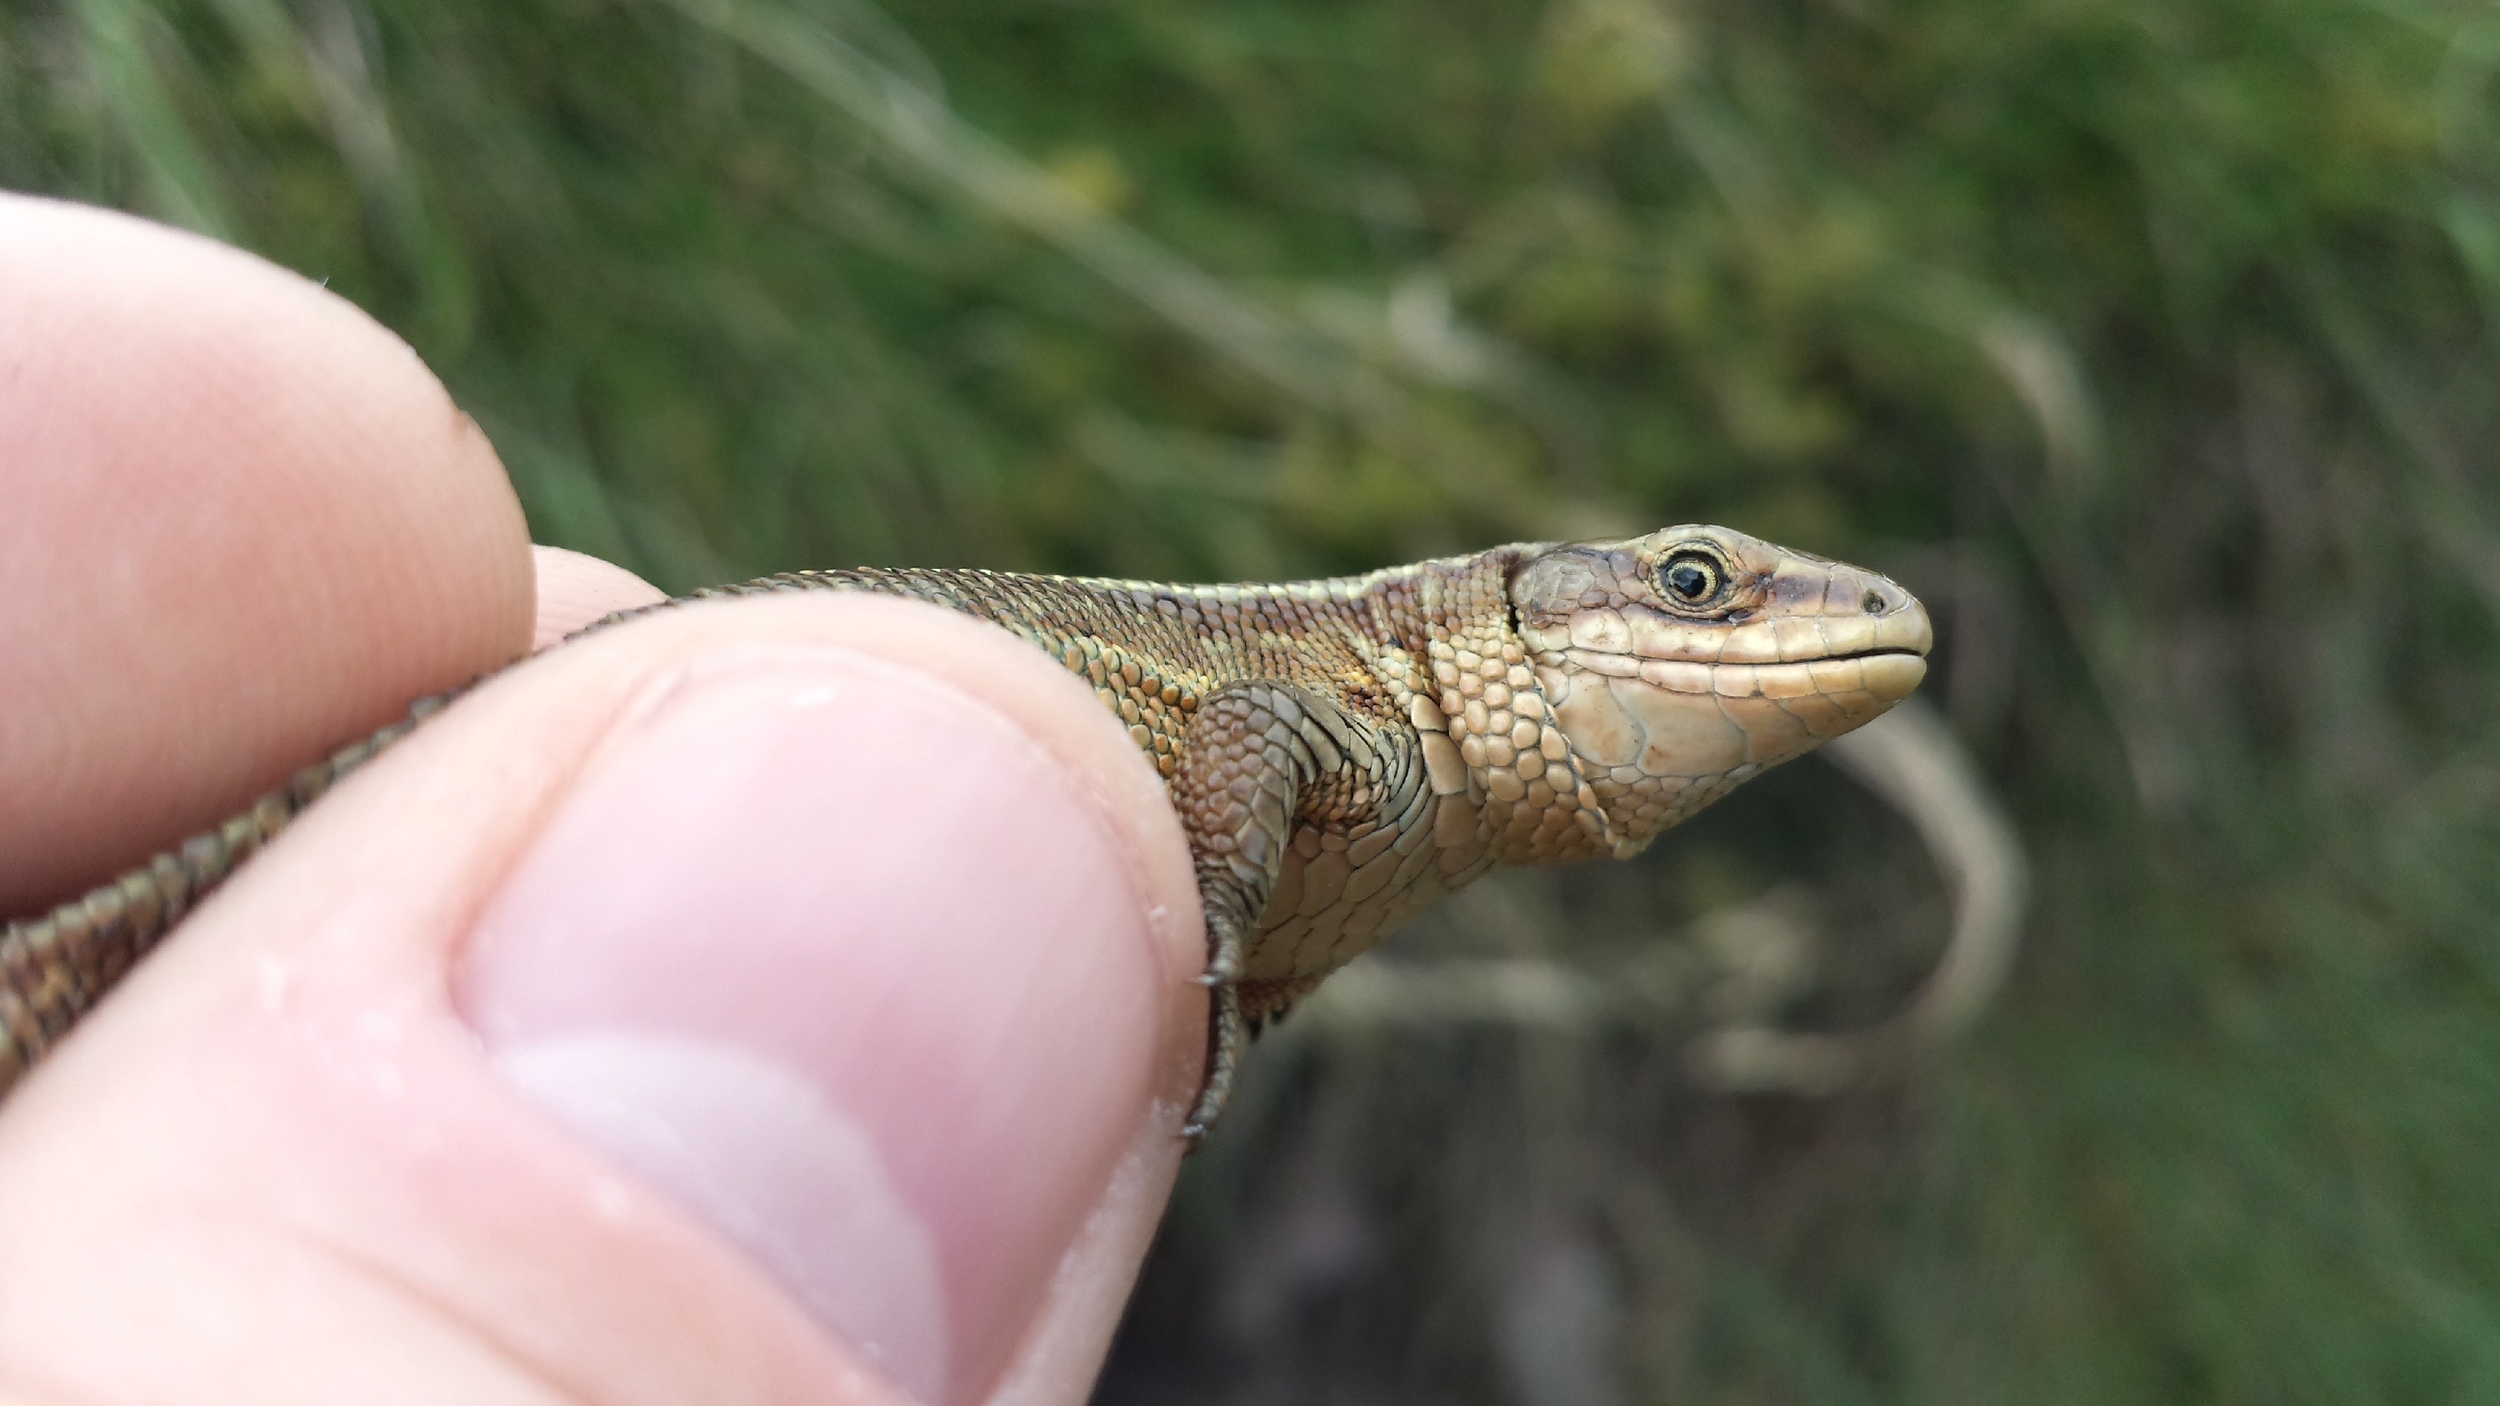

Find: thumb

[0,592,1208,1406]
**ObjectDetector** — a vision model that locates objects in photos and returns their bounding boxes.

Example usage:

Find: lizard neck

[1379,548,1621,868]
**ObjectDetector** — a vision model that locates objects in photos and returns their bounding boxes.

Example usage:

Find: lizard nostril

[1861,590,1886,615]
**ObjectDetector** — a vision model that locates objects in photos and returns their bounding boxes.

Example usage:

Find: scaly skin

[0,526,1930,1135]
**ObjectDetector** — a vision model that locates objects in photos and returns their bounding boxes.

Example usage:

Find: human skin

[0,193,1206,1406]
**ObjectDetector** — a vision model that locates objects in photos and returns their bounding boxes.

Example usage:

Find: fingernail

[457,647,1175,1405]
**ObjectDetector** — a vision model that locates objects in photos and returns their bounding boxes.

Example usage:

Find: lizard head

[1497,525,1931,859]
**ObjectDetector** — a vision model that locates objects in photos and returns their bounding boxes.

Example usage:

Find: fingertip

[0,194,532,909]
[457,599,1207,1402]
[530,546,667,650]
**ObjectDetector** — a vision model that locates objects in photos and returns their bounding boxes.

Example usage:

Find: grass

[6,0,2500,1399]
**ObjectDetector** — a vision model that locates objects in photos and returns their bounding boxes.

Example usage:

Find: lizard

[0,524,1930,1137]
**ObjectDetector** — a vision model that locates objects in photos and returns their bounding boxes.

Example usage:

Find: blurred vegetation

[8,0,2500,1400]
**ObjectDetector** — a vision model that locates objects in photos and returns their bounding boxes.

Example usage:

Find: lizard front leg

[1168,681,1354,1140]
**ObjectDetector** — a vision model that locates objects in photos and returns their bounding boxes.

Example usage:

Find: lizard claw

[1179,982,1244,1147]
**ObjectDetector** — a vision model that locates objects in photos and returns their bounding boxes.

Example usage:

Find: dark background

[7,0,2500,1400]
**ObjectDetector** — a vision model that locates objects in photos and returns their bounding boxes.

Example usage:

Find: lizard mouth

[1561,644,1926,669]
[1559,645,1929,707]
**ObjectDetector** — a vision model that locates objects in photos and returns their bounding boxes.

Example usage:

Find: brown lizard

[0,525,1929,1136]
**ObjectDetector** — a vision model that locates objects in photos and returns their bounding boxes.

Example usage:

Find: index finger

[0,195,534,912]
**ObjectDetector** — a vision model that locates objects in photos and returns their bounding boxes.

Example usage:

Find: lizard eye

[1657,550,1728,608]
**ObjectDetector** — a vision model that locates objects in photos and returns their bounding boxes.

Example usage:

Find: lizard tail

[0,686,470,1098]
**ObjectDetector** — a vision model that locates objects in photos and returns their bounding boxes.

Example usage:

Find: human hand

[0,193,1206,1406]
